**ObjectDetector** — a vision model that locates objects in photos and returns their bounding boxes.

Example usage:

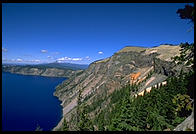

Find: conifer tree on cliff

[174,4,194,70]
[175,4,194,99]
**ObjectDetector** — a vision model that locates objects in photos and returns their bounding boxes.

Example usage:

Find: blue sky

[2,3,194,65]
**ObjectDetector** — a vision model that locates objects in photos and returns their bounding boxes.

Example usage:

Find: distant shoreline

[2,71,68,78]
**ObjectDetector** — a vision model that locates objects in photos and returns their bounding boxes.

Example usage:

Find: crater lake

[2,72,66,131]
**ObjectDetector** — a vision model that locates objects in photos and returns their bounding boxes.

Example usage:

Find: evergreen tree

[78,105,94,131]
[176,4,194,23]
[62,118,69,131]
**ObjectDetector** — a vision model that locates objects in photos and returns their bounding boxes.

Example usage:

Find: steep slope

[53,44,185,130]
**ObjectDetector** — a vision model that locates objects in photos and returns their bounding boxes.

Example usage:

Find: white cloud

[57,57,71,61]
[72,58,82,61]
[3,58,42,63]
[32,60,40,62]
[57,57,67,61]
[98,51,103,55]
[57,60,63,63]
[24,59,41,63]
[16,58,23,62]
[56,56,83,62]
[41,50,48,53]
[2,48,8,52]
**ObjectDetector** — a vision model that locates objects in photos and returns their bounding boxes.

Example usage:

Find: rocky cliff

[53,44,192,130]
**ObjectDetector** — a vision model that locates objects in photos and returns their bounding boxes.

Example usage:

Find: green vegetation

[75,88,94,131]
[172,42,194,68]
[91,71,193,131]
[61,118,69,131]
[77,105,94,131]
[110,86,129,104]
[176,4,194,23]
[172,94,193,117]
[86,96,104,113]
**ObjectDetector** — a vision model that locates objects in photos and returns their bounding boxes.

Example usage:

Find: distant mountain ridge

[38,62,89,70]
[3,62,89,70]
[2,63,86,78]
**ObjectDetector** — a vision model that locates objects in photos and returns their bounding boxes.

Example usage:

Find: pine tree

[62,118,69,131]
[78,105,94,131]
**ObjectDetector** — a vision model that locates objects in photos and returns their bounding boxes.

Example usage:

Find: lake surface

[2,72,66,131]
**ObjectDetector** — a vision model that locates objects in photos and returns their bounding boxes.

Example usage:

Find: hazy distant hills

[38,62,89,70]
[2,62,87,78]
[3,62,89,70]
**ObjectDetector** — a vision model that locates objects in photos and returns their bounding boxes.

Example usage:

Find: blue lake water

[2,72,66,131]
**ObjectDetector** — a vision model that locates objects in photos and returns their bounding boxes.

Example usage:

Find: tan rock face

[117,45,181,62]
[63,97,78,116]
[117,46,146,53]
[145,45,181,61]
[81,75,103,98]
[145,77,155,87]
